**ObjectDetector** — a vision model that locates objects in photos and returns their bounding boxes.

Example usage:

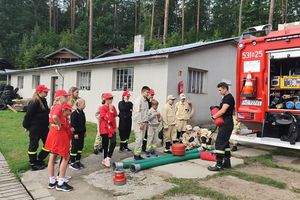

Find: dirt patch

[273,155,300,171]
[161,195,212,200]
[200,175,300,200]
[84,168,174,200]
[238,164,300,190]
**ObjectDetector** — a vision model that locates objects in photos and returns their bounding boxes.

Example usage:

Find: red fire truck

[234,22,300,149]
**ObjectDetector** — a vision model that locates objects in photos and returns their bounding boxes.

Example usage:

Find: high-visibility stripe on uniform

[70,153,77,156]
[215,150,225,154]
[207,145,212,149]
[42,147,50,152]
[143,138,147,141]
[28,151,37,155]
[151,145,157,149]
[77,151,82,153]
[225,148,231,152]
[120,140,127,143]
[201,143,207,148]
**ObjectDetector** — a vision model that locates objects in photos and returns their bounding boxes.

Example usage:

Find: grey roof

[44,47,85,59]
[95,48,123,58]
[8,37,237,74]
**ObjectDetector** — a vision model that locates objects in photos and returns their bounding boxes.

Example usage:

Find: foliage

[1,0,300,68]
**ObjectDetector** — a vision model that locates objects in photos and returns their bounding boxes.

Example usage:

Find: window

[113,68,134,91]
[77,71,91,90]
[188,68,207,94]
[32,75,40,89]
[17,76,24,89]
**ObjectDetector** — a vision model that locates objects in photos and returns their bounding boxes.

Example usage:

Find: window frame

[76,71,91,91]
[32,75,40,89]
[112,67,134,91]
[17,76,24,89]
[187,68,207,94]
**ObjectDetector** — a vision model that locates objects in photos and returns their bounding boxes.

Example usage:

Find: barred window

[17,76,24,89]
[113,68,134,91]
[77,71,91,90]
[188,68,207,94]
[32,75,40,89]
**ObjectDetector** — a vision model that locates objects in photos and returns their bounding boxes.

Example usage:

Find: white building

[7,38,237,125]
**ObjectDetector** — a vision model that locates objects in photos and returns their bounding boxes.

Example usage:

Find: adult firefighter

[23,85,50,170]
[208,82,235,171]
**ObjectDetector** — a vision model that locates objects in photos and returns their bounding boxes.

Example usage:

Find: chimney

[134,35,144,53]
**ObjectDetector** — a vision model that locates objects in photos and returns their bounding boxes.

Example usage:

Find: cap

[122,90,131,97]
[149,89,155,95]
[103,93,114,100]
[35,85,50,93]
[62,103,73,111]
[186,125,193,131]
[167,95,176,100]
[180,93,186,99]
[193,126,200,132]
[54,90,69,98]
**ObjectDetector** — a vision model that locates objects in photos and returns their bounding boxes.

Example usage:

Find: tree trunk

[196,0,200,33]
[268,0,275,25]
[70,0,76,33]
[88,0,93,59]
[114,2,117,48]
[238,0,243,35]
[285,0,288,23]
[181,0,185,43]
[150,0,155,40]
[49,0,52,31]
[163,0,170,45]
[134,1,138,35]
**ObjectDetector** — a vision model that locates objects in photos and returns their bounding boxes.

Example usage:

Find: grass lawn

[0,110,134,176]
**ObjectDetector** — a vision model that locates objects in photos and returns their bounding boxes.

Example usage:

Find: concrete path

[0,152,32,200]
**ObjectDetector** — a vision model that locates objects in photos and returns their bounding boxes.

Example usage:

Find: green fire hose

[130,151,201,173]
[113,148,200,170]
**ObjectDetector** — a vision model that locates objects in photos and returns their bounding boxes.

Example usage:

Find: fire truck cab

[234,22,300,149]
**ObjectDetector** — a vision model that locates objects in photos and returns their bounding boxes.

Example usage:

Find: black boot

[142,139,147,152]
[223,157,231,169]
[208,154,224,171]
[231,145,238,152]
[119,143,125,152]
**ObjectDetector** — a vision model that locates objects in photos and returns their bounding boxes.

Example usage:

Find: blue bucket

[295,101,300,110]
[286,101,295,109]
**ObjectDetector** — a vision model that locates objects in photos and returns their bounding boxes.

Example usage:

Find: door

[51,76,58,105]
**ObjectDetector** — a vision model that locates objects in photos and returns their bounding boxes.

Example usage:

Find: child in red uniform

[100,93,118,168]
[45,90,74,192]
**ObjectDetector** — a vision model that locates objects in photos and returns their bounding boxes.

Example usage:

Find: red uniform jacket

[99,104,118,137]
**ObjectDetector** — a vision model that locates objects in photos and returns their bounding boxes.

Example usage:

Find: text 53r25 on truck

[235,22,300,149]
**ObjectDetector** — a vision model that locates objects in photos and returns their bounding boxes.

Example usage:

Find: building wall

[10,58,168,123]
[167,43,237,125]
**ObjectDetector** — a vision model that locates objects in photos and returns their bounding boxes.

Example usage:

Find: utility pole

[163,0,170,45]
[181,0,185,43]
[150,0,155,40]
[88,0,93,59]
[70,0,76,33]
[238,0,243,35]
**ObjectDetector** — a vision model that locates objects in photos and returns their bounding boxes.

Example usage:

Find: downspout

[55,68,64,89]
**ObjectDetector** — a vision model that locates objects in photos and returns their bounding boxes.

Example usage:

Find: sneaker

[69,162,80,170]
[31,164,46,171]
[56,182,73,192]
[164,149,172,154]
[119,146,125,153]
[48,181,57,189]
[101,159,106,166]
[104,157,111,168]
[150,150,158,157]
[93,149,99,155]
[134,155,144,160]
[231,146,238,152]
[208,164,223,172]
[145,151,151,158]
[78,161,85,168]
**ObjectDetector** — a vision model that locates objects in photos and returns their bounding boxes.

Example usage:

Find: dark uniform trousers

[70,134,85,163]
[28,128,50,165]
[119,117,132,149]
[215,116,234,165]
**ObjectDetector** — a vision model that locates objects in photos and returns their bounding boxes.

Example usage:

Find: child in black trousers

[69,99,86,170]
